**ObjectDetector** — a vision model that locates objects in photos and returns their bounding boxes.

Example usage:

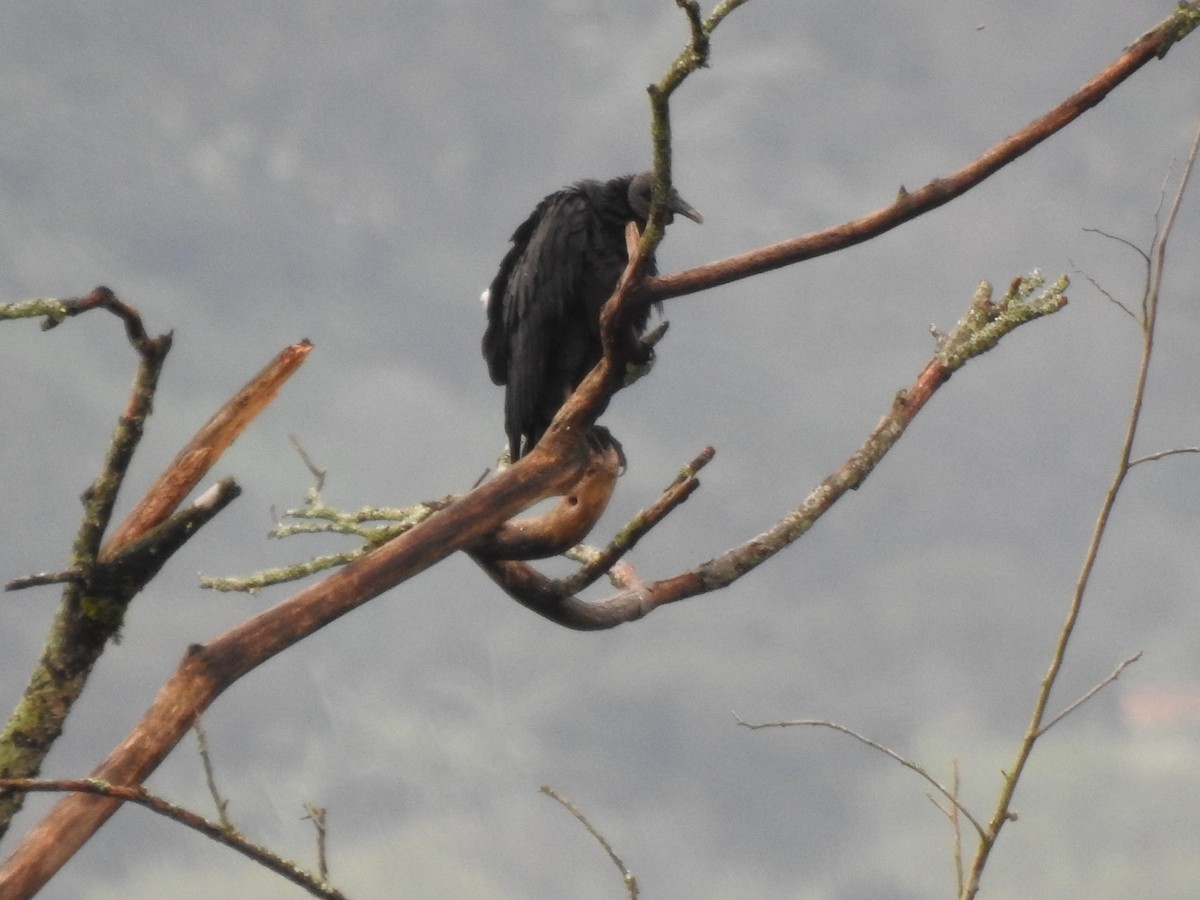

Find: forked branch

[958,109,1200,900]
[0,778,345,900]
[473,277,1066,630]
[645,3,1200,304]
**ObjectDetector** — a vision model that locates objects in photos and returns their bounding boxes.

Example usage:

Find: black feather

[482,172,701,460]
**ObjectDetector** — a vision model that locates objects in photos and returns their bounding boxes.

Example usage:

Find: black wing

[482,188,595,459]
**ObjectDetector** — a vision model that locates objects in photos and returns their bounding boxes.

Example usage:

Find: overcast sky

[3,3,1200,898]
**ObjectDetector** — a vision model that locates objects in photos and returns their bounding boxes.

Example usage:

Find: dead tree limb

[0,424,599,897]
[472,277,1067,630]
[644,3,1200,304]
[0,318,309,839]
[0,779,346,900]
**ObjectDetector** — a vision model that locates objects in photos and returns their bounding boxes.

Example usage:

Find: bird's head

[627,171,703,226]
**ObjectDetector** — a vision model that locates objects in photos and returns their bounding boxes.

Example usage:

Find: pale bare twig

[732,713,988,840]
[0,779,345,900]
[1038,652,1143,737]
[925,759,966,896]
[540,785,639,900]
[1129,447,1200,467]
[959,111,1200,900]
[950,760,964,897]
[704,0,751,33]
[290,435,327,492]
[302,805,330,882]
[193,719,232,831]
[4,570,81,591]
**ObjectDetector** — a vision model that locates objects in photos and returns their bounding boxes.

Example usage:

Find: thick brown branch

[556,445,714,595]
[471,439,622,560]
[0,430,597,897]
[100,340,313,559]
[0,342,305,844]
[472,555,654,630]
[93,479,243,592]
[470,279,1065,630]
[7,480,242,593]
[645,8,1198,303]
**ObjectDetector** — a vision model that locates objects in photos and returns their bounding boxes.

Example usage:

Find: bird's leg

[587,425,627,472]
[493,444,514,471]
[623,345,656,385]
[623,320,668,387]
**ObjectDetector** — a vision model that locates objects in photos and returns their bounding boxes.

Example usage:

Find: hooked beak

[670,192,703,224]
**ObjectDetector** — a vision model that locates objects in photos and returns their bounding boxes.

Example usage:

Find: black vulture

[482,171,702,460]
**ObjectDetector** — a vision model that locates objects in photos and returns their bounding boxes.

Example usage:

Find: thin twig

[302,805,330,882]
[704,0,752,34]
[540,786,639,900]
[193,719,232,831]
[926,760,966,896]
[1070,261,1139,321]
[4,570,82,592]
[556,446,714,595]
[648,5,1200,305]
[0,286,158,355]
[1037,652,1142,737]
[950,759,964,897]
[0,779,345,900]
[1129,447,1200,466]
[732,713,988,839]
[1081,227,1151,264]
[959,111,1200,900]
[290,435,327,492]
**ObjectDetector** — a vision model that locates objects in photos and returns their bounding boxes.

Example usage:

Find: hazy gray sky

[3,3,1200,898]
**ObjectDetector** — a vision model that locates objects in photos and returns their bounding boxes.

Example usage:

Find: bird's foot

[587,425,628,472]
[623,346,656,387]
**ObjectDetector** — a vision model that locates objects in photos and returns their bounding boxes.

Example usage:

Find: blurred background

[2,3,1199,898]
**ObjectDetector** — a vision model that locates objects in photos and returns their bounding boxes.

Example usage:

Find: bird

[482,171,702,461]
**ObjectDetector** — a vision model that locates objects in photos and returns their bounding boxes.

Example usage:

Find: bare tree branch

[0,426,600,896]
[0,326,305,841]
[471,438,623,560]
[958,107,1200,900]
[541,785,639,900]
[1129,446,1200,466]
[0,779,345,900]
[556,445,714,595]
[645,4,1200,305]
[1037,652,1143,737]
[733,713,988,839]
[100,340,312,558]
[302,805,330,883]
[0,285,159,355]
[474,276,1066,630]
[193,720,232,831]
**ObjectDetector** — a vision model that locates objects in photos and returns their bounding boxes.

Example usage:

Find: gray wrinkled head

[627,171,703,225]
